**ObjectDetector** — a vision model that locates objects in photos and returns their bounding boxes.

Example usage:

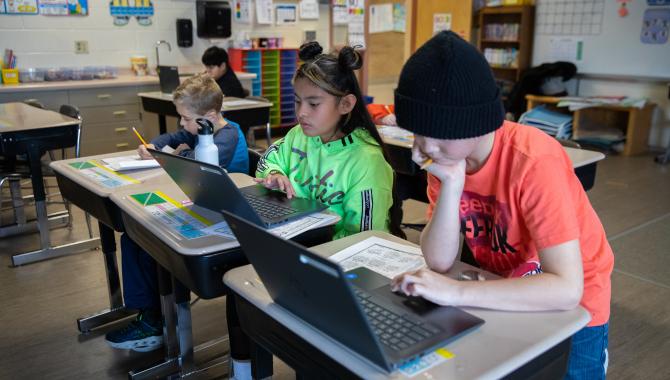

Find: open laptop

[149,148,327,227]
[221,210,485,372]
[158,65,180,95]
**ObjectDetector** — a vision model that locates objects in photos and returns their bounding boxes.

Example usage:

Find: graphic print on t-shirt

[460,190,541,277]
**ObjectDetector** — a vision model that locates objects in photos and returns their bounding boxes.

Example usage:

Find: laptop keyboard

[354,289,440,352]
[243,193,299,219]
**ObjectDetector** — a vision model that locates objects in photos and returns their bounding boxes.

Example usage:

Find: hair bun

[338,46,363,71]
[299,41,323,61]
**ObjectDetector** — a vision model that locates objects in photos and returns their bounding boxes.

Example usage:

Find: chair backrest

[59,104,82,158]
[247,148,262,176]
[23,99,45,109]
[557,138,581,149]
[59,104,81,120]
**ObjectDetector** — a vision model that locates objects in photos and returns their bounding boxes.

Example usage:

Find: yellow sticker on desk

[436,348,454,359]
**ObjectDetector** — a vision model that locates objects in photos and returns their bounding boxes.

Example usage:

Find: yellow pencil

[132,127,148,147]
[384,105,392,114]
[419,158,433,170]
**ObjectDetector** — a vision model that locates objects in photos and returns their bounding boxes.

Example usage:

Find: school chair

[247,148,262,176]
[243,95,273,148]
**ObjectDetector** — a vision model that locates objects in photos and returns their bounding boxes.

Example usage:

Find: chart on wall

[3,0,39,14]
[536,0,606,35]
[110,0,154,26]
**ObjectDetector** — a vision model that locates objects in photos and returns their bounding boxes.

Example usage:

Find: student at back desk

[105,74,249,352]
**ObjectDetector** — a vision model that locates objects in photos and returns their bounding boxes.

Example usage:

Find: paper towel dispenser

[196,1,232,39]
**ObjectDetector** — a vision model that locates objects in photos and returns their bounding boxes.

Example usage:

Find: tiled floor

[1,148,669,377]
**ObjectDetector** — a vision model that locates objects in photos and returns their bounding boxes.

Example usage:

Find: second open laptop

[149,148,327,227]
[221,210,485,372]
[158,65,180,95]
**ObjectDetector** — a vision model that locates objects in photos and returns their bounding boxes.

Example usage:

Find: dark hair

[202,46,230,67]
[295,41,405,239]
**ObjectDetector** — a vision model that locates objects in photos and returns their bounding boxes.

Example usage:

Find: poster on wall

[333,0,348,25]
[68,0,88,15]
[433,13,452,35]
[234,0,251,24]
[393,3,406,32]
[5,0,39,14]
[276,3,297,24]
[369,4,393,33]
[256,0,273,24]
[641,8,670,44]
[40,0,69,15]
[299,0,318,20]
[110,0,154,26]
[1,1,7,13]
[347,0,365,47]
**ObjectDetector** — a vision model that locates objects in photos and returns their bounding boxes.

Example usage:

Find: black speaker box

[196,1,232,39]
[176,19,193,47]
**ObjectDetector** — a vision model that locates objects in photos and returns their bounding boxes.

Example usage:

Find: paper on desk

[223,99,262,107]
[161,145,175,154]
[101,155,160,171]
[202,212,339,240]
[329,236,426,279]
[377,126,414,142]
[68,160,140,188]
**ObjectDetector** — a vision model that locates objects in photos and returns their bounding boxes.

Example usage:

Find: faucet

[155,40,172,71]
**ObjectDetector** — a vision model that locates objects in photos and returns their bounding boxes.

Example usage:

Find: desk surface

[377,125,605,168]
[138,92,273,111]
[0,102,79,132]
[49,150,167,198]
[225,230,591,379]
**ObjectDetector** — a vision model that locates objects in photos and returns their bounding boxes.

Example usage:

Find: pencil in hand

[132,127,148,147]
[419,158,433,170]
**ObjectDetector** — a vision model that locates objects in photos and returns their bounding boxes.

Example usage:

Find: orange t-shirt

[367,104,394,124]
[427,121,614,326]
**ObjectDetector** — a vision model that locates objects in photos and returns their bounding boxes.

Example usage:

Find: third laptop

[222,210,485,372]
[149,148,327,227]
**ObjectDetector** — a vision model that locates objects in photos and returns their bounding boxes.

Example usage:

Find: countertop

[0,71,257,93]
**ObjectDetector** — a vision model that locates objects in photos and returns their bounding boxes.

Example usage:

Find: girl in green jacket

[255,41,402,239]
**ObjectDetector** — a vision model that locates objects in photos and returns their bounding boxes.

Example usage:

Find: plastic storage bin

[2,69,20,84]
[19,68,46,83]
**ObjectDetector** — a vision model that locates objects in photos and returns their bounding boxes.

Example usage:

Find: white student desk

[110,174,339,380]
[1,102,101,265]
[49,151,167,332]
[224,230,591,379]
[138,92,274,145]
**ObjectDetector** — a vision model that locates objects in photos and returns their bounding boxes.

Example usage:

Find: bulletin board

[532,0,670,79]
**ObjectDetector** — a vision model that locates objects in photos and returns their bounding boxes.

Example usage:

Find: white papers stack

[101,155,161,171]
[519,105,573,140]
[377,126,414,142]
[557,96,648,111]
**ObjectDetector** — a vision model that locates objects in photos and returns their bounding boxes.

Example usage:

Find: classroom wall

[0,0,330,70]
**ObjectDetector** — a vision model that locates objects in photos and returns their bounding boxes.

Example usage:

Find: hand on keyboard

[254,173,296,199]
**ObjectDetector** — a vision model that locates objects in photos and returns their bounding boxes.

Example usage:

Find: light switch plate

[75,40,89,54]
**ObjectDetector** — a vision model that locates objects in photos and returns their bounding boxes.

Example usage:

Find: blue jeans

[120,233,160,310]
[565,323,609,379]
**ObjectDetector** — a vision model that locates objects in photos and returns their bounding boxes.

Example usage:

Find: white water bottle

[194,118,219,166]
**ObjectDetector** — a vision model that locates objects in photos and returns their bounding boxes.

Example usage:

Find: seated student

[390,31,613,379]
[105,73,249,352]
[226,41,405,379]
[367,103,396,126]
[201,46,246,98]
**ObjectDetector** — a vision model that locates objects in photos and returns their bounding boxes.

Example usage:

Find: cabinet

[0,84,160,156]
[477,5,534,83]
[526,95,656,156]
[229,48,299,127]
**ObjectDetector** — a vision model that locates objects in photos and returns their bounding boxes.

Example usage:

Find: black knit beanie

[394,31,504,139]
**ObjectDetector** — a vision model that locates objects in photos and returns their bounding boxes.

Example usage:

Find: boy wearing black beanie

[391,31,613,379]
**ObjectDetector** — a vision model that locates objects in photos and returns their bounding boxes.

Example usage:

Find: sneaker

[105,311,163,352]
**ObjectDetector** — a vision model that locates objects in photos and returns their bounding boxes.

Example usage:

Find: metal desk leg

[11,144,100,266]
[174,279,196,375]
[77,222,135,333]
[265,122,272,147]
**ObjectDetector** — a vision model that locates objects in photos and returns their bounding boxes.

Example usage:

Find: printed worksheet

[202,212,339,240]
[329,236,426,279]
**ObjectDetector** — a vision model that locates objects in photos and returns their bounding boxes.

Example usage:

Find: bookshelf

[229,48,299,128]
[477,5,534,83]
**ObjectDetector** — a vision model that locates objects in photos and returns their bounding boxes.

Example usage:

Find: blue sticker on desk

[641,8,670,44]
